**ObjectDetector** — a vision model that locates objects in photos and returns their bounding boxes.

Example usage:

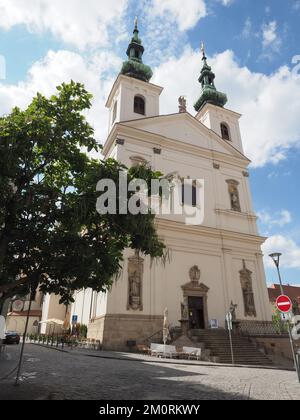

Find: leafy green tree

[0,81,165,308]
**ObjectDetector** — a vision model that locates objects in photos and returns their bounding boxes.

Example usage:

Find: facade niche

[226,179,241,212]
[240,260,257,318]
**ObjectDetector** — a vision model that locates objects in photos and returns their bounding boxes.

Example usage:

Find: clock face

[12,300,24,312]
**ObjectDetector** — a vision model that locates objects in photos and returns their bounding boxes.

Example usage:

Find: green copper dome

[194,44,227,112]
[120,18,153,83]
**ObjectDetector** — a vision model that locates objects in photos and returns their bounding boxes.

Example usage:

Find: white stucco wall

[71,74,272,335]
[107,75,163,132]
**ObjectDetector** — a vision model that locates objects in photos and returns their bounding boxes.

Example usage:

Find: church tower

[106,18,163,132]
[195,44,244,154]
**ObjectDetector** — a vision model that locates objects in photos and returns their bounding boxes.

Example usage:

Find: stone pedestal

[232,320,241,335]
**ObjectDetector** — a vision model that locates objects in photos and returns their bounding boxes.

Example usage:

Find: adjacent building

[5,290,43,335]
[268,284,300,315]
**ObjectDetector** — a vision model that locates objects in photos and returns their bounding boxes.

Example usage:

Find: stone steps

[190,330,273,366]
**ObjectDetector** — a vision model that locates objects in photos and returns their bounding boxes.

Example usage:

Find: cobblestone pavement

[0,344,299,400]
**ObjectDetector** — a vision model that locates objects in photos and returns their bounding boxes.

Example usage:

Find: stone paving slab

[0,344,299,400]
[33,343,295,372]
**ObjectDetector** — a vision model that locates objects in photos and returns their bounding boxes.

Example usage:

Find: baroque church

[69,19,272,350]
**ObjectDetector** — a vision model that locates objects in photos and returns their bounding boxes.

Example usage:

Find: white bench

[150,343,178,358]
[182,347,202,361]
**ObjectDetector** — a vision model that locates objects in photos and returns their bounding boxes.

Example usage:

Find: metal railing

[143,330,163,346]
[237,320,289,337]
[26,334,101,351]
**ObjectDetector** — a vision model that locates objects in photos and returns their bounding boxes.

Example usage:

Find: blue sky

[0,0,299,286]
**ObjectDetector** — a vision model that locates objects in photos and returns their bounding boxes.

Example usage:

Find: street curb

[31,343,69,354]
[31,343,295,372]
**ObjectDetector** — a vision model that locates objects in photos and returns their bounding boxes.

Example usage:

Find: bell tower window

[112,101,117,124]
[134,96,145,115]
[221,123,231,141]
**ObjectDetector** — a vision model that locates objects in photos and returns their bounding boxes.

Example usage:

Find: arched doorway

[181,266,210,330]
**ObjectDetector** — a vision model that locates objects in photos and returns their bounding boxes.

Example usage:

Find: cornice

[215,208,258,221]
[103,123,250,169]
[155,218,267,245]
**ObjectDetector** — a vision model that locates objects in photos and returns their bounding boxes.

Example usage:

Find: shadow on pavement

[0,344,254,401]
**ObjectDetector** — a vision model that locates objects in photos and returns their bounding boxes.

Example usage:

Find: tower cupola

[121,17,153,83]
[194,43,227,112]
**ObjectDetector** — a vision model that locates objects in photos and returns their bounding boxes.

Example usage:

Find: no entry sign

[276,295,292,314]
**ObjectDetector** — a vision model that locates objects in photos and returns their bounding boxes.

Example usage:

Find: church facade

[71,21,272,350]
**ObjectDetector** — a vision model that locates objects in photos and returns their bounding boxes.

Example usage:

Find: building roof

[268,284,300,303]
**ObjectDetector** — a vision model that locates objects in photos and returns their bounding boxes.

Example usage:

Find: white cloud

[148,0,207,31]
[0,0,128,50]
[0,50,122,145]
[262,235,300,269]
[293,1,300,11]
[242,17,252,39]
[262,20,281,53]
[153,48,300,167]
[217,0,234,6]
[258,210,292,228]
[1,39,300,168]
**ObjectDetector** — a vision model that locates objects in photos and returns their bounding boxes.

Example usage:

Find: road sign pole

[15,294,33,386]
[226,312,234,365]
[275,265,300,383]
[228,326,234,365]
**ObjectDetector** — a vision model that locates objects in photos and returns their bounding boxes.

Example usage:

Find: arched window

[134,96,145,115]
[181,181,197,207]
[221,123,231,141]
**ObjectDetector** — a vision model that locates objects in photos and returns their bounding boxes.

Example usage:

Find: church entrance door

[188,296,205,330]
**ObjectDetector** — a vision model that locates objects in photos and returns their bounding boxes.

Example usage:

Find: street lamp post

[269,253,300,383]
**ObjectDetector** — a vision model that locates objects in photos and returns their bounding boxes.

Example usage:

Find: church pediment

[122,113,247,160]
[182,282,210,294]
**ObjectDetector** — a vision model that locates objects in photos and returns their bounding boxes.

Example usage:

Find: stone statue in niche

[227,180,241,212]
[240,260,257,318]
[128,250,144,311]
[189,265,201,285]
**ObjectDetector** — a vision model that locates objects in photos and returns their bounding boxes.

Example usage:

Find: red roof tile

[268,284,300,303]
